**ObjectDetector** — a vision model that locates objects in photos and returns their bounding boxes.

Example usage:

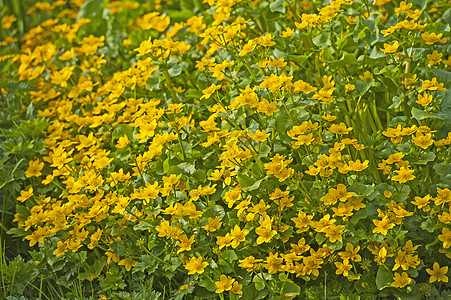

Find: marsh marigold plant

[1,0,451,298]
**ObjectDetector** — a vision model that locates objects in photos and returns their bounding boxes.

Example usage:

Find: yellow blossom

[26,159,44,178]
[391,272,412,288]
[184,256,209,275]
[118,258,138,271]
[215,275,235,293]
[426,262,448,283]
[381,41,399,54]
[427,50,443,66]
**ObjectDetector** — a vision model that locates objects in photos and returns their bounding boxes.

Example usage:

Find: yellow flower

[391,272,411,288]
[324,224,345,243]
[255,224,277,244]
[230,281,243,294]
[381,41,399,54]
[269,57,287,68]
[17,187,33,202]
[395,1,412,15]
[406,9,422,20]
[51,66,75,88]
[216,233,233,249]
[215,274,235,293]
[1,15,17,29]
[25,226,45,246]
[422,32,447,45]
[434,188,451,206]
[229,224,249,248]
[280,27,294,38]
[348,159,369,172]
[87,229,103,249]
[239,41,256,56]
[416,93,433,106]
[391,167,415,183]
[359,71,373,81]
[204,216,222,232]
[118,258,138,271]
[59,48,75,61]
[239,256,263,272]
[264,252,283,274]
[411,194,431,209]
[335,259,352,277]
[339,243,362,262]
[53,240,68,257]
[256,98,279,115]
[291,210,314,233]
[345,16,358,24]
[248,130,270,142]
[258,33,276,47]
[438,228,451,249]
[123,38,132,46]
[329,123,353,134]
[426,262,448,283]
[418,77,447,93]
[200,83,221,100]
[322,113,337,121]
[427,50,443,66]
[264,154,294,182]
[116,135,130,148]
[412,132,433,149]
[25,159,44,178]
[345,83,355,91]
[184,256,209,275]
[373,216,395,236]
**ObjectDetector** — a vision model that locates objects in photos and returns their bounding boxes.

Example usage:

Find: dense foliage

[1,0,451,298]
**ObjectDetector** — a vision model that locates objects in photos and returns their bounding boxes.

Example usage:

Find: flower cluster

[1,0,450,298]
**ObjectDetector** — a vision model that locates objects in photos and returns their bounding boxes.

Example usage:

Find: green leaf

[277,281,301,298]
[287,55,309,66]
[237,174,263,191]
[133,255,158,273]
[192,169,206,183]
[315,232,327,245]
[350,209,368,226]
[77,0,105,20]
[275,107,293,137]
[388,96,402,109]
[241,283,268,300]
[441,91,451,131]
[133,221,153,231]
[410,152,436,165]
[168,58,188,76]
[166,9,195,21]
[147,70,161,91]
[185,88,203,99]
[376,265,393,290]
[269,0,286,13]
[440,8,451,26]
[221,249,238,261]
[326,52,359,68]
[253,273,272,291]
[434,162,451,178]
[420,218,439,233]
[431,69,451,85]
[313,34,331,49]
[113,124,134,139]
[354,79,374,98]
[178,162,196,175]
[411,107,446,121]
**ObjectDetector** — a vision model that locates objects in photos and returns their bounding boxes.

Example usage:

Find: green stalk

[163,70,180,104]
[369,100,384,131]
[177,133,186,160]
